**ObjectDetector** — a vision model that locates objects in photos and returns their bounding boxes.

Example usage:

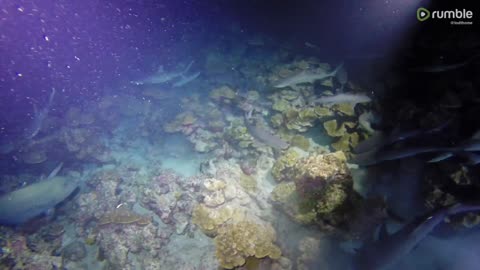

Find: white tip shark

[314,93,372,105]
[409,53,480,73]
[273,62,344,89]
[131,60,199,86]
[351,138,480,166]
[244,111,289,150]
[353,203,480,270]
[25,88,56,140]
[0,163,78,226]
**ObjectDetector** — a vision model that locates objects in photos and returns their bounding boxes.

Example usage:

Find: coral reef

[271,149,301,182]
[192,159,283,268]
[283,108,318,132]
[290,135,310,151]
[192,204,244,236]
[225,120,255,149]
[238,173,257,193]
[163,111,199,135]
[141,170,201,233]
[96,219,167,268]
[0,229,63,269]
[270,151,384,237]
[163,95,228,153]
[323,120,360,154]
[215,220,282,269]
[331,103,356,116]
[209,85,237,104]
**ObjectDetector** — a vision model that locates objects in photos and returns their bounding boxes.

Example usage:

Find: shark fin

[330,61,345,76]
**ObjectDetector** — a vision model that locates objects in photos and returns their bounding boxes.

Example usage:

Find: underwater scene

[0,0,479,269]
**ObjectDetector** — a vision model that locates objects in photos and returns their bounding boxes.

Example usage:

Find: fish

[244,112,289,150]
[314,93,371,105]
[172,71,201,87]
[304,41,320,49]
[354,129,429,154]
[426,139,480,164]
[353,119,453,154]
[131,61,194,85]
[351,139,480,166]
[353,203,480,270]
[351,146,442,166]
[273,62,344,88]
[25,88,56,140]
[409,53,480,73]
[246,122,289,150]
[0,163,77,225]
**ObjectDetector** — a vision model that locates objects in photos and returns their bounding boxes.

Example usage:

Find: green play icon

[417,7,430,21]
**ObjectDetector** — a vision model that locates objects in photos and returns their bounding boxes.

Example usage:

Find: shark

[314,93,372,105]
[131,61,195,86]
[353,121,452,154]
[273,62,344,89]
[409,53,480,73]
[25,88,56,140]
[351,135,480,166]
[353,203,480,270]
[0,163,78,226]
[244,111,289,150]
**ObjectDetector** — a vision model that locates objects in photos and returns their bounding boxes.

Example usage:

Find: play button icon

[417,7,431,21]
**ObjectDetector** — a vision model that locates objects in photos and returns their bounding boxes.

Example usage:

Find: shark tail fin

[330,61,345,76]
